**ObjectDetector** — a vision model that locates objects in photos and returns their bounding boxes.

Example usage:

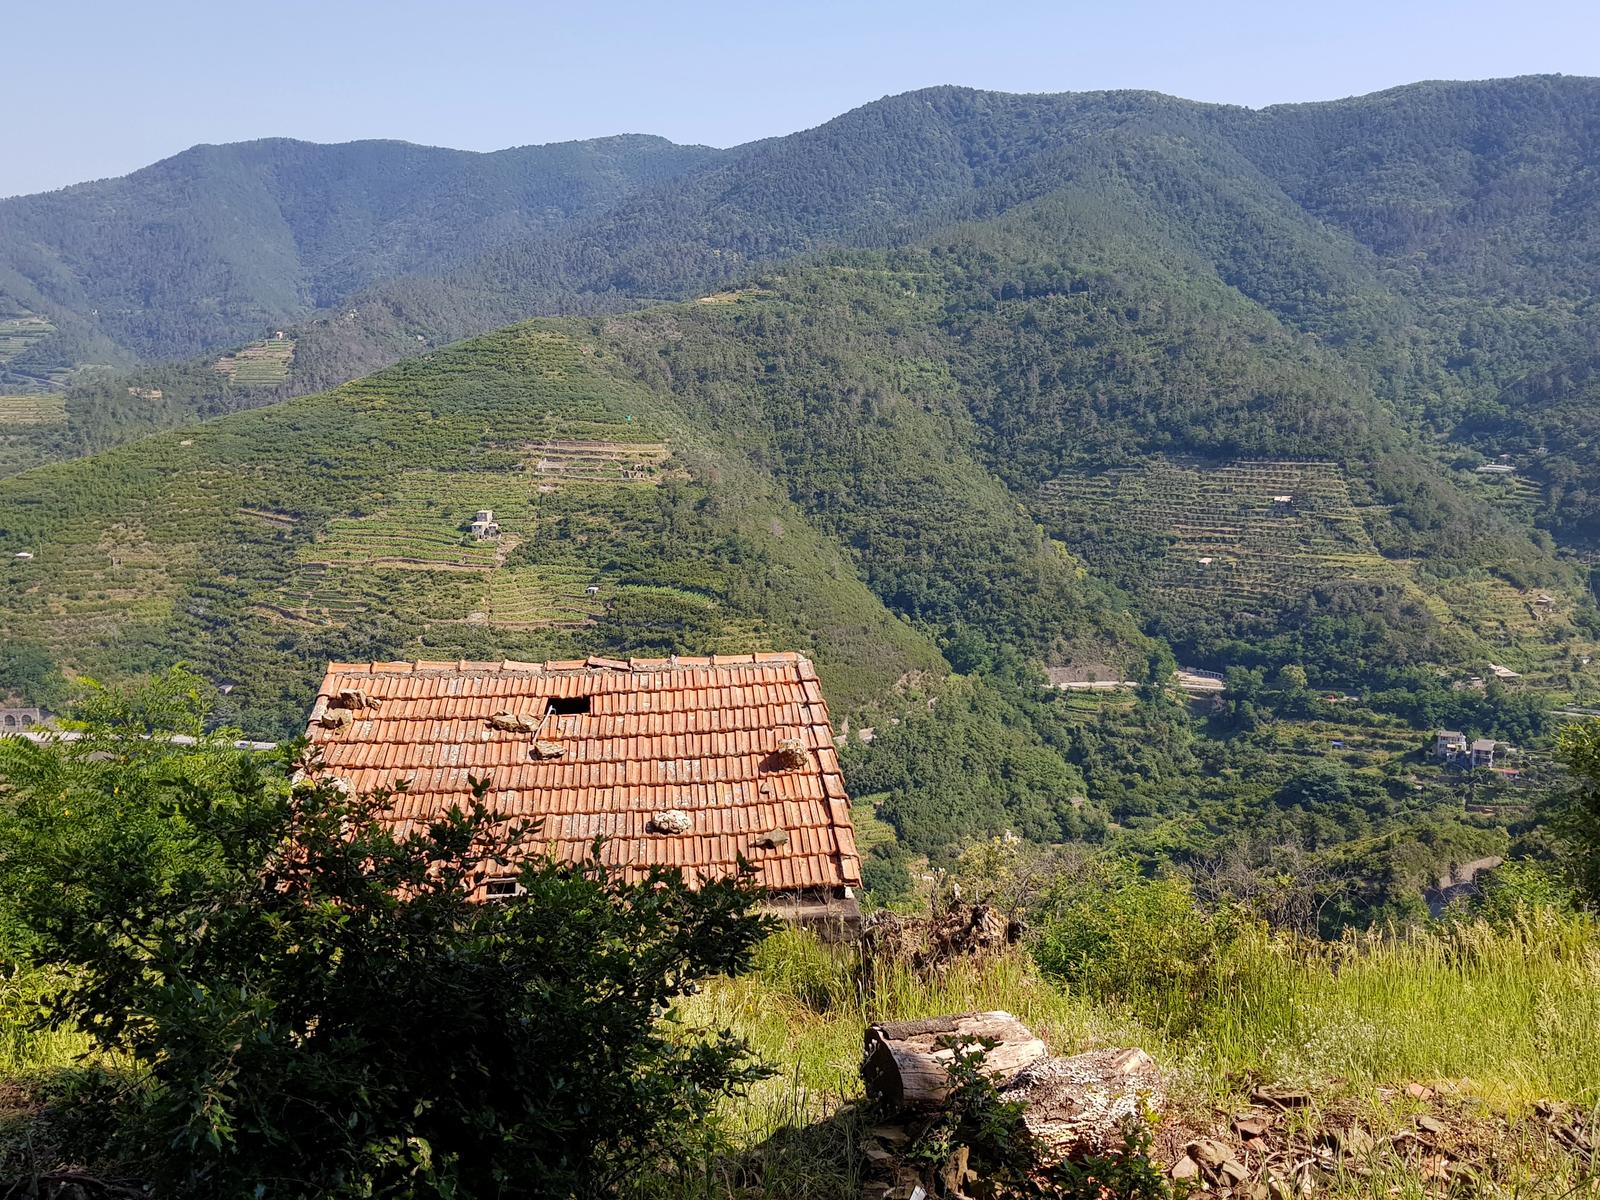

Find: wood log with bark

[862,1010,1048,1112]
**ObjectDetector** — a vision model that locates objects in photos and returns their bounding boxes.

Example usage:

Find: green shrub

[0,674,778,1198]
[1030,860,1252,1032]
[1469,859,1578,924]
[1552,718,1600,902]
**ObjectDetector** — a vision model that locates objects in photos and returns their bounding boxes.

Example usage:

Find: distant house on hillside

[468,509,501,540]
[1435,730,1468,761]
[1471,738,1497,768]
[302,654,862,934]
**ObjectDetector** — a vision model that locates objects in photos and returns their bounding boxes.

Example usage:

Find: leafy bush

[1469,860,1578,924]
[906,1038,1029,1180]
[1030,860,1252,1032]
[1552,718,1600,902]
[1040,1119,1181,1200]
[0,674,777,1198]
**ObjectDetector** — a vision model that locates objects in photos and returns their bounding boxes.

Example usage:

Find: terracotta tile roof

[304,654,861,892]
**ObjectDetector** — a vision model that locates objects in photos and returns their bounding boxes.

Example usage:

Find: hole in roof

[483,878,522,899]
[548,696,591,715]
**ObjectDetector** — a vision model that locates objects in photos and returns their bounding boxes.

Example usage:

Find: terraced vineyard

[1425,574,1564,642]
[3,508,202,660]
[0,393,67,476]
[482,566,605,626]
[265,563,371,625]
[1471,467,1545,525]
[1036,459,1398,615]
[0,315,53,365]
[518,439,676,483]
[269,562,484,626]
[1266,714,1423,768]
[0,394,65,427]
[213,338,295,384]
[282,449,671,626]
[306,511,504,569]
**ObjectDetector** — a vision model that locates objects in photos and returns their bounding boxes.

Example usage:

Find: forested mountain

[2,212,1594,861]
[9,75,1600,547]
[0,134,722,368]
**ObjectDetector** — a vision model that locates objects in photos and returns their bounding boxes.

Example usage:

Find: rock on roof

[304,654,861,893]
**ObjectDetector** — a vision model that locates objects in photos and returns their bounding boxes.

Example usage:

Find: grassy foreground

[0,915,1595,1195]
[659,915,1600,1197]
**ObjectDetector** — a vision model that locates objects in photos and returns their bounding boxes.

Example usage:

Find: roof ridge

[322,652,810,676]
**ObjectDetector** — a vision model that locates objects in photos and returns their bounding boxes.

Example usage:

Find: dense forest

[0,135,721,365]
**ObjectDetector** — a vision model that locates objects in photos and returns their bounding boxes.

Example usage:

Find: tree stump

[862,1010,1048,1112]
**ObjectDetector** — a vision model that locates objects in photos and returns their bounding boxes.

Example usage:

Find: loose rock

[1170,1155,1201,1181]
[650,809,694,834]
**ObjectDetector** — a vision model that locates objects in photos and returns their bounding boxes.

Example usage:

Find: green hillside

[17,77,1600,564]
[7,227,1598,879]
[0,134,722,366]
[0,322,990,736]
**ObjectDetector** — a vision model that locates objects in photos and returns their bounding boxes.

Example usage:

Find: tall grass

[1202,911,1600,1104]
[0,966,89,1079]
[666,910,1600,1194]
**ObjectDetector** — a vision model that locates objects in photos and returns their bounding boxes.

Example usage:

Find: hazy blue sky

[5,0,1599,197]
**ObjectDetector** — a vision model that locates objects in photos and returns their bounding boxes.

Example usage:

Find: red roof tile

[304,653,861,892]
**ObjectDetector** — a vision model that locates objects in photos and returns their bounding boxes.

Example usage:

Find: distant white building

[1436,730,1468,761]
[1471,738,1497,768]
[468,510,501,540]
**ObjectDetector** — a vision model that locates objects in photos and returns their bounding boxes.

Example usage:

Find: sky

[4,0,1600,197]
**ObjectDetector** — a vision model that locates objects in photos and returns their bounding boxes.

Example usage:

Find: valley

[3,60,1600,1200]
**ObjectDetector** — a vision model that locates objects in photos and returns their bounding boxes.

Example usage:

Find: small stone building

[468,510,501,540]
[0,707,45,733]
[302,654,862,933]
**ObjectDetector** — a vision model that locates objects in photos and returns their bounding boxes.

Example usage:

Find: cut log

[998,1047,1163,1162]
[862,1010,1048,1112]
